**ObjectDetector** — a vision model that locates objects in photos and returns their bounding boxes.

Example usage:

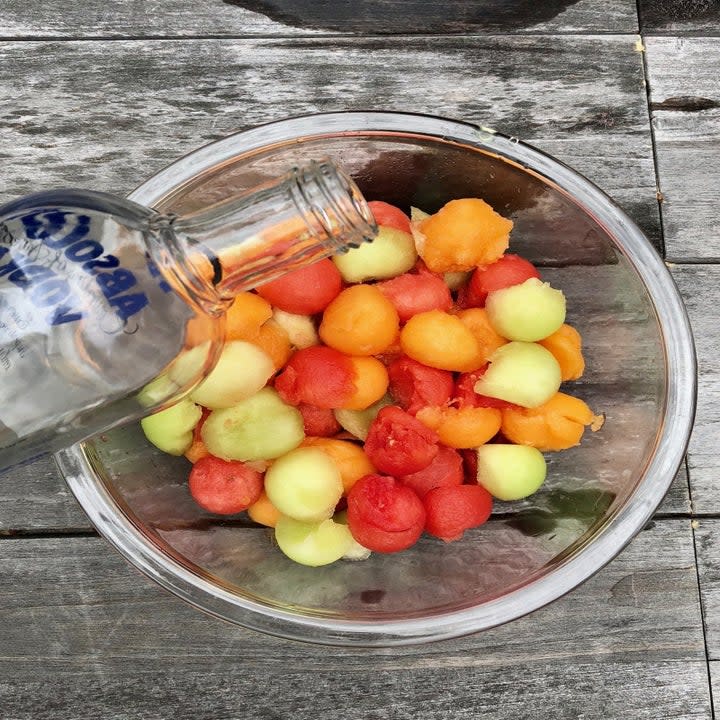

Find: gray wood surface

[639,0,720,34]
[0,520,711,720]
[693,521,720,658]
[2,0,637,37]
[646,37,720,261]
[0,35,661,250]
[672,265,720,515]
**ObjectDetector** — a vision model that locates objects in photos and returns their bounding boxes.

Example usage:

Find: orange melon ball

[343,356,390,410]
[319,284,399,356]
[399,310,485,372]
[501,392,601,452]
[417,198,513,272]
[538,324,585,381]
[247,492,282,528]
[415,406,502,449]
[455,307,509,363]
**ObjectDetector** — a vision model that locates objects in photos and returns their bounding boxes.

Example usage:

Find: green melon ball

[274,516,354,567]
[333,226,417,282]
[486,277,566,342]
[334,510,372,561]
[140,397,202,455]
[265,447,343,523]
[272,309,319,349]
[167,341,214,387]
[201,387,304,461]
[334,394,393,441]
[473,342,561,408]
[190,340,275,409]
[137,372,179,408]
[475,444,547,501]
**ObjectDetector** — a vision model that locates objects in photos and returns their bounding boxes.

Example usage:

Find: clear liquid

[0,193,212,469]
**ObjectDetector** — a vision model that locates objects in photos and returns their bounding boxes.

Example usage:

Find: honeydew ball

[485,277,566,342]
[168,341,213,388]
[333,226,417,282]
[334,510,372,561]
[473,341,561,408]
[274,516,354,567]
[264,447,343,522]
[272,309,319,349]
[191,341,275,409]
[334,394,394,441]
[140,397,202,455]
[137,372,179,408]
[475,444,547,501]
[201,387,304,461]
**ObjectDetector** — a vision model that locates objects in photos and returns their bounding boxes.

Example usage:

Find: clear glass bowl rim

[55,110,697,647]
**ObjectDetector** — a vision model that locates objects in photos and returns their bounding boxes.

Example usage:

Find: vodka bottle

[0,160,375,470]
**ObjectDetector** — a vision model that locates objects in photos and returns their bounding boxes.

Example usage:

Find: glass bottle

[0,159,376,471]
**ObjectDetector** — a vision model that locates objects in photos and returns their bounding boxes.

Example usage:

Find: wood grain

[692,521,720,658]
[639,0,720,34]
[0,519,710,718]
[0,35,661,248]
[1,0,638,37]
[0,455,89,534]
[671,265,720,515]
[645,37,720,261]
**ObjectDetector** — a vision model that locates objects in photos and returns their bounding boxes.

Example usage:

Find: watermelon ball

[423,484,493,542]
[376,270,453,323]
[367,200,412,234]
[458,253,540,309]
[364,405,440,476]
[399,445,464,498]
[346,474,426,553]
[297,402,342,437]
[275,345,356,409]
[387,355,454,415]
[188,456,264,515]
[256,258,342,315]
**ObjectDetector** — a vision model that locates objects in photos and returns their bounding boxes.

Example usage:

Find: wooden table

[1,1,719,717]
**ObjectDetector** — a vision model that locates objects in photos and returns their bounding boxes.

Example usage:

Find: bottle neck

[149,160,376,312]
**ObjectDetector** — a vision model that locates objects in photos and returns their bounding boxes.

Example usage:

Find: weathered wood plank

[645,37,720,261]
[0,519,710,719]
[0,36,660,241]
[1,0,638,38]
[0,661,711,720]
[662,463,692,515]
[711,662,720,713]
[692,521,720,658]
[0,455,89,533]
[639,0,720,35]
[671,265,720,515]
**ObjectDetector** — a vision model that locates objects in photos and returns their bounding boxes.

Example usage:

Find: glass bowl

[55,111,696,646]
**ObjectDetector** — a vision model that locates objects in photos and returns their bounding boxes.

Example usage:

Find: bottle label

[0,205,191,446]
[0,209,151,329]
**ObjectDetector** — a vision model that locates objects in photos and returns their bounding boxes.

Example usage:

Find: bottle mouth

[296,160,378,252]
